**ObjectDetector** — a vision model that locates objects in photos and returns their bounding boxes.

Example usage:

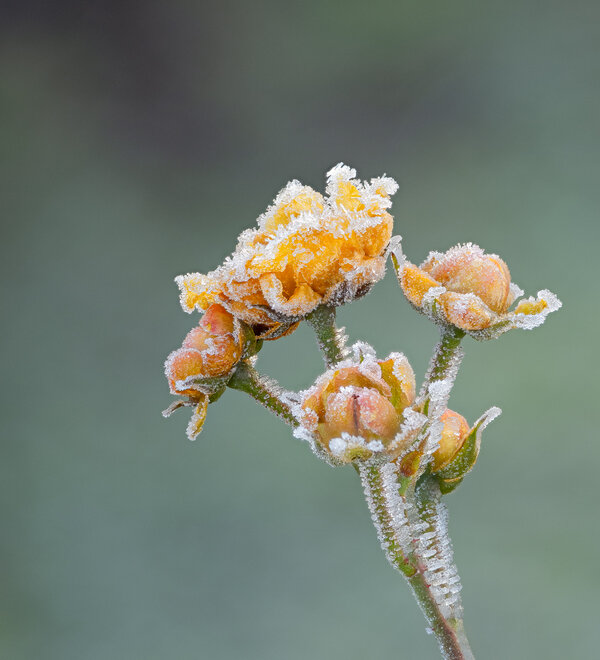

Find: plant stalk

[360,464,474,659]
[306,304,347,367]
[421,327,465,395]
[228,361,297,426]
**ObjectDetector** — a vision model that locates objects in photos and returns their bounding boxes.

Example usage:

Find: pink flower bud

[165,304,244,395]
[423,246,511,314]
[393,242,560,336]
[321,387,401,443]
[299,353,416,461]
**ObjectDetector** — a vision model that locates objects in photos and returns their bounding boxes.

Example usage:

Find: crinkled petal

[259,273,323,317]
[399,264,440,307]
[176,273,219,313]
[511,289,562,329]
[186,395,209,440]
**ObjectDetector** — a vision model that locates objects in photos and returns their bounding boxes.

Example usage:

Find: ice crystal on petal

[509,281,524,302]
[351,340,378,363]
[415,480,464,620]
[388,407,428,456]
[328,436,347,457]
[511,289,562,330]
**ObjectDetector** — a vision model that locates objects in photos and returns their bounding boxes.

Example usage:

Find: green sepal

[434,406,501,493]
[435,426,481,483]
[208,386,226,404]
[438,476,464,495]
[239,321,260,358]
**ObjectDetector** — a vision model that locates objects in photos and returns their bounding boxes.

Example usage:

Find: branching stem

[360,464,474,659]
[228,361,297,426]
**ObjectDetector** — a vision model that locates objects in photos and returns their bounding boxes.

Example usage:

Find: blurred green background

[1,1,597,658]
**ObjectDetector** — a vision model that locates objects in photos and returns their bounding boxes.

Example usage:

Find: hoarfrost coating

[163,162,562,659]
[176,164,399,336]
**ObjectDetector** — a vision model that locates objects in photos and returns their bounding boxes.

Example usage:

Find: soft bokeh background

[2,1,597,658]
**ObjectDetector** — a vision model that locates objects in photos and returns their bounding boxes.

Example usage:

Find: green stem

[420,327,465,410]
[407,572,474,660]
[426,327,465,383]
[359,464,474,659]
[358,464,417,578]
[413,476,474,659]
[306,304,346,367]
[228,361,297,426]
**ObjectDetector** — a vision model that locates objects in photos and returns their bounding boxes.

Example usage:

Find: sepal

[433,407,501,493]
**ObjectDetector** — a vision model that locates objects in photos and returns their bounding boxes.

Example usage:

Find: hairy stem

[228,361,297,426]
[407,571,475,660]
[306,304,346,367]
[360,464,474,659]
[424,327,465,387]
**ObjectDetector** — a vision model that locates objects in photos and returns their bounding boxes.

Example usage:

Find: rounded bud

[166,348,207,397]
[298,352,416,462]
[423,246,511,315]
[165,303,245,395]
[430,410,470,473]
[322,387,401,443]
[394,243,520,332]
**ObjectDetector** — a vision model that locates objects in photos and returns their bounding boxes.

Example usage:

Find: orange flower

[393,242,561,338]
[177,164,398,339]
[163,304,248,439]
[295,344,416,464]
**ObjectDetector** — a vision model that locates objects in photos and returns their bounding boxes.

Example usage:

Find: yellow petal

[514,298,548,315]
[259,274,322,316]
[186,395,209,440]
[400,264,440,307]
[176,273,218,312]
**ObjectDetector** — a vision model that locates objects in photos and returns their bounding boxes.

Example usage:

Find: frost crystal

[415,479,464,620]
[359,461,465,621]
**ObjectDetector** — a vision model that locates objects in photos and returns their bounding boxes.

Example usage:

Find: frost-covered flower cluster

[162,163,562,660]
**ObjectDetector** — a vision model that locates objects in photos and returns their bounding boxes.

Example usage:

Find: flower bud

[392,242,561,338]
[428,406,501,494]
[298,350,416,463]
[430,410,470,473]
[423,247,511,315]
[167,348,209,397]
[180,303,243,378]
[322,387,400,443]
[165,304,247,397]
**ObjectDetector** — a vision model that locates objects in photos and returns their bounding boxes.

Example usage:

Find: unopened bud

[423,247,511,315]
[165,303,247,398]
[430,410,470,473]
[298,352,416,463]
[322,387,401,443]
